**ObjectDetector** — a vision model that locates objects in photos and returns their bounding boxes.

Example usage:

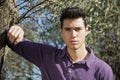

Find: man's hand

[7,25,24,45]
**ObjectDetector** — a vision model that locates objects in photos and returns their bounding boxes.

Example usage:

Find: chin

[68,45,80,50]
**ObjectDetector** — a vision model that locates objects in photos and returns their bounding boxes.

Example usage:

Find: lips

[70,40,78,44]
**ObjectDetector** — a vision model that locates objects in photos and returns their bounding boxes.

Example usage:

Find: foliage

[2,0,120,80]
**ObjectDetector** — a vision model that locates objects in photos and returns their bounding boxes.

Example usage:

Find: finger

[13,28,23,44]
[14,31,24,45]
[14,33,23,44]
[7,25,17,37]
[7,25,22,43]
[8,26,19,43]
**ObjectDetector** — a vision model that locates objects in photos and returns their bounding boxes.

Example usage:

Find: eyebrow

[64,26,83,29]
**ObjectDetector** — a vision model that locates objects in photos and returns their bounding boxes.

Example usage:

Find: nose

[71,30,77,38]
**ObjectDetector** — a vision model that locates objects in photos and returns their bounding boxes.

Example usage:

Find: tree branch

[17,0,48,24]
[15,0,26,8]
[28,3,53,17]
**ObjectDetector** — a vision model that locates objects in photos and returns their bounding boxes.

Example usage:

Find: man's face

[61,17,88,50]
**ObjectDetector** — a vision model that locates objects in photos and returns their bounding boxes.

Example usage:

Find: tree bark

[0,0,18,79]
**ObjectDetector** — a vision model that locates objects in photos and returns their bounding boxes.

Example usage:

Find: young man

[7,7,114,80]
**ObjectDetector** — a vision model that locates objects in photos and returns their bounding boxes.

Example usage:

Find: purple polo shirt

[8,40,114,80]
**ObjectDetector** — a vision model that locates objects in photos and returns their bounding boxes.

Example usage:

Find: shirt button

[68,69,72,73]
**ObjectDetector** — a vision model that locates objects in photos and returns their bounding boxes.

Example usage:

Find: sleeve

[7,39,56,67]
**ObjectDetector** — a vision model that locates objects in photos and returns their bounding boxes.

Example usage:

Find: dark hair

[60,7,88,28]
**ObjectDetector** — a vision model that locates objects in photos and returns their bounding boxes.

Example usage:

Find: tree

[0,0,119,80]
[0,0,18,79]
[0,0,55,80]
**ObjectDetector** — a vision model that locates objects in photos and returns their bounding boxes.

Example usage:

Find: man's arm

[7,25,58,67]
[7,25,43,66]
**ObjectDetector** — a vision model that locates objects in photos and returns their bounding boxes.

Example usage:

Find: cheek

[62,34,70,42]
[78,32,86,39]
[63,35,68,41]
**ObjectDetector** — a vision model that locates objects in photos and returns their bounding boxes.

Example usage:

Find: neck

[67,44,88,63]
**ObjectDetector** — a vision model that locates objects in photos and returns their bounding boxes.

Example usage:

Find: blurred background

[0,0,119,80]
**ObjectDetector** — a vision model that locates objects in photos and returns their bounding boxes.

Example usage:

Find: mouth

[70,40,78,45]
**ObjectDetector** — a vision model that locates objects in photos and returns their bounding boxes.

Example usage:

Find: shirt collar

[63,46,95,68]
[84,47,95,68]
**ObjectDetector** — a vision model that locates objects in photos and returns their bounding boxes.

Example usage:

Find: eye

[75,27,81,31]
[64,27,71,31]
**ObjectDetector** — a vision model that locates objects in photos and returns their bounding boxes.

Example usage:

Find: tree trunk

[0,0,17,79]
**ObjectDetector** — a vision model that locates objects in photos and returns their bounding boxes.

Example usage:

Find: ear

[85,27,89,36]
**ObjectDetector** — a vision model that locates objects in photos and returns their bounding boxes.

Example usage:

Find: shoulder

[86,47,114,80]
[93,56,111,70]
[92,56,114,80]
[87,47,113,73]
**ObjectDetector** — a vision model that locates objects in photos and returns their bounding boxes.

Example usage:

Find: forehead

[63,17,85,27]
